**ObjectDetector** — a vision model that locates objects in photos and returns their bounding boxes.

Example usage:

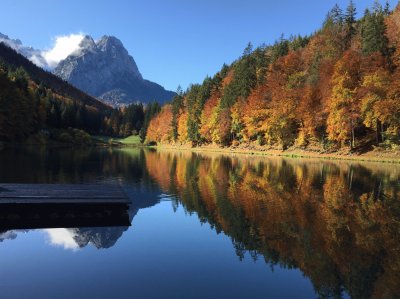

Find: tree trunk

[376,119,382,143]
[350,119,355,149]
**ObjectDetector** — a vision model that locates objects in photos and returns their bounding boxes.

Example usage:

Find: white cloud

[42,33,85,68]
[43,228,79,251]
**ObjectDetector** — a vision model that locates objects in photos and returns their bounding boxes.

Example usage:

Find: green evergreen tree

[270,35,289,62]
[361,5,389,56]
[344,0,357,46]
[331,4,344,24]
[187,80,213,145]
[221,44,258,108]
[171,91,184,141]
[384,1,390,15]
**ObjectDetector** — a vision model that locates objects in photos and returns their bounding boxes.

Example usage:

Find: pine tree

[344,0,357,46]
[323,3,345,33]
[384,1,390,15]
[171,93,183,141]
[345,1,356,24]
[361,6,389,56]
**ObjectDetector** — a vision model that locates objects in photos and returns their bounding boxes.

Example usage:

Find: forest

[146,1,400,152]
[0,43,160,142]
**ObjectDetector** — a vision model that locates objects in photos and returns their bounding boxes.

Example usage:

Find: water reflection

[144,150,400,299]
[0,147,163,249]
[0,147,398,298]
[0,190,161,251]
[44,227,128,250]
[0,146,152,184]
[44,228,79,250]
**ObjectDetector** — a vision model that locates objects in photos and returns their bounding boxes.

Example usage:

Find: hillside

[146,1,400,154]
[0,42,112,112]
[0,43,108,141]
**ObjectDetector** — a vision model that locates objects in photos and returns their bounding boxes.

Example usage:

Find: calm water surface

[0,147,399,299]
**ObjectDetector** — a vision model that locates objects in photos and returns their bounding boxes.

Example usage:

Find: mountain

[55,35,176,107]
[0,33,48,68]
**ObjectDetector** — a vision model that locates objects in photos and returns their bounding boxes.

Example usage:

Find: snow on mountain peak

[0,32,87,70]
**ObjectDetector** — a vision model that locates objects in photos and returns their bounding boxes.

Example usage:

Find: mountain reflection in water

[0,147,398,298]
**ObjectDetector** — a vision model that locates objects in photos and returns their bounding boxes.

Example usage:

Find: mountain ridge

[0,32,176,107]
[0,33,49,68]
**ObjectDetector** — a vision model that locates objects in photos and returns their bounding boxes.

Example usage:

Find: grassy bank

[153,144,400,164]
[93,135,142,146]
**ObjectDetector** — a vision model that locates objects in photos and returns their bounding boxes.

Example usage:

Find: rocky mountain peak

[79,35,96,51]
[54,34,175,107]
[97,35,123,49]
[97,35,130,61]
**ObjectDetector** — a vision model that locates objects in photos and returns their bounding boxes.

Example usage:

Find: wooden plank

[0,183,129,204]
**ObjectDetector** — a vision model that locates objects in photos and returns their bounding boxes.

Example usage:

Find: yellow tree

[359,69,390,143]
[177,111,188,143]
[200,90,220,143]
[146,105,173,143]
[326,51,360,149]
[327,72,358,148]
[241,84,270,142]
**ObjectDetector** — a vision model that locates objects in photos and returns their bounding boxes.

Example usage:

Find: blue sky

[0,0,397,91]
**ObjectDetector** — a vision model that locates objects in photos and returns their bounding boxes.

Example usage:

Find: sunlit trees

[146,1,400,150]
[263,51,303,148]
[177,111,188,143]
[146,104,173,143]
[359,67,390,142]
[200,90,220,142]
[327,51,361,148]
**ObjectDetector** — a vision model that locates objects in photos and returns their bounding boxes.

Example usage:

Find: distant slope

[0,42,112,112]
[54,35,176,107]
[0,42,118,141]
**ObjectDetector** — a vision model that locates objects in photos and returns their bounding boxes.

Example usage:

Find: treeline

[106,102,160,141]
[0,63,105,140]
[146,1,400,151]
[0,44,158,141]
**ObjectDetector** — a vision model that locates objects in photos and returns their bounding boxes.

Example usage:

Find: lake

[0,147,398,299]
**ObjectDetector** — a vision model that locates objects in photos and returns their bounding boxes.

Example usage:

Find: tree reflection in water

[145,150,400,299]
[0,147,398,298]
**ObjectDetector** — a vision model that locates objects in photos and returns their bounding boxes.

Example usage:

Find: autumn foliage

[146,2,400,151]
[146,104,173,143]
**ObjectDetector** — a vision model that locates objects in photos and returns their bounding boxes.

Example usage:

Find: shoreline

[2,139,399,164]
[152,144,400,164]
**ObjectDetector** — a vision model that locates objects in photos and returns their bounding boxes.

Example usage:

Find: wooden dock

[0,183,131,229]
[0,183,129,204]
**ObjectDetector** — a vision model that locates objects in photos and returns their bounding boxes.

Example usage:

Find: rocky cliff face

[54,35,175,107]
